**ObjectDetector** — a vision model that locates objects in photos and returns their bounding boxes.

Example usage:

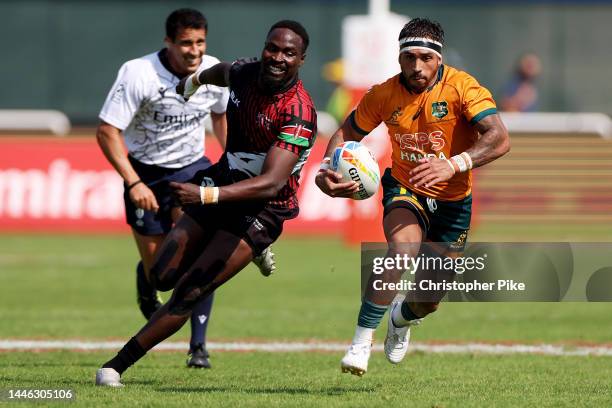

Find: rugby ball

[331,141,380,200]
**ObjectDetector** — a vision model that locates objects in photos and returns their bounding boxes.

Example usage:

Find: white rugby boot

[95,368,124,387]
[252,246,276,277]
[340,342,372,376]
[384,297,421,364]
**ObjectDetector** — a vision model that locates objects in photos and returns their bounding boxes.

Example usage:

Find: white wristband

[183,73,201,99]
[199,186,219,205]
[461,152,473,170]
[450,152,473,173]
[193,69,203,85]
[319,157,331,171]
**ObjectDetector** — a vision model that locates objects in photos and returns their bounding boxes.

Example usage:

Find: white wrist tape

[319,157,331,171]
[461,152,473,169]
[193,69,203,85]
[450,152,473,173]
[199,186,219,205]
[183,73,201,99]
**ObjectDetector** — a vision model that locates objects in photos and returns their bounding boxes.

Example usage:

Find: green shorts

[381,168,472,251]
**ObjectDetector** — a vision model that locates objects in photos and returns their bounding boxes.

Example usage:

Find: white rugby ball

[331,141,380,200]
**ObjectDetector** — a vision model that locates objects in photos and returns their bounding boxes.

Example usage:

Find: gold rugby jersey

[351,65,497,201]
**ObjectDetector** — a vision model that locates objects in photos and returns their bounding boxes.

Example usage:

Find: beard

[257,61,297,93]
[258,73,288,93]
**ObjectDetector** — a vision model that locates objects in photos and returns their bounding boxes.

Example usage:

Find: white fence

[0,110,71,135]
[499,112,612,139]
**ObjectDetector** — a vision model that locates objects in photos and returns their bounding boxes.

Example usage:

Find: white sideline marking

[1,340,612,356]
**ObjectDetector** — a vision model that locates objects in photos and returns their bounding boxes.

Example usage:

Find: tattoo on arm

[465,113,510,168]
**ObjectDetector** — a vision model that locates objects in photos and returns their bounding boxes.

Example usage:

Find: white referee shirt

[99,52,229,168]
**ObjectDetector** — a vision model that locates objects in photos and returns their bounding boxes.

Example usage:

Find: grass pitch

[2,352,612,407]
[1,229,611,406]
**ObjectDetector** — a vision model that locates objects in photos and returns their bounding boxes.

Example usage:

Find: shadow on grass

[155,385,376,396]
[1,375,158,387]
[3,362,99,368]
[1,377,143,387]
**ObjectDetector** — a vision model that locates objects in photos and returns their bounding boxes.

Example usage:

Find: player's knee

[387,242,419,262]
[167,265,218,315]
[149,263,175,291]
[167,286,206,316]
[167,296,195,316]
[149,239,182,291]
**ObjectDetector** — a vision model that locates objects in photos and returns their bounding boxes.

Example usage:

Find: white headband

[399,37,443,58]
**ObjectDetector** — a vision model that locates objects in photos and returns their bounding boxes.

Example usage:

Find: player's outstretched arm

[410,113,510,188]
[176,62,232,100]
[315,118,362,198]
[170,146,300,205]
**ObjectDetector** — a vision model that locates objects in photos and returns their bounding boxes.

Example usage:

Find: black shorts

[183,164,299,256]
[124,156,213,235]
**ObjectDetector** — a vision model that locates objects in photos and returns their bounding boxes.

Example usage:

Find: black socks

[102,337,147,375]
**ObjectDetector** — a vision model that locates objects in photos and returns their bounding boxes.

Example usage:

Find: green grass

[1,232,612,406]
[1,352,611,407]
[1,234,611,342]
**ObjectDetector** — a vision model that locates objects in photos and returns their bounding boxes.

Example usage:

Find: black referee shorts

[124,155,212,235]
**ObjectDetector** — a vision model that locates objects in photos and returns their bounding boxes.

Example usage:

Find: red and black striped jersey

[221,62,317,209]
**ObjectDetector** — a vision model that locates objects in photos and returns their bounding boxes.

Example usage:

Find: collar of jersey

[399,64,445,94]
[157,48,184,79]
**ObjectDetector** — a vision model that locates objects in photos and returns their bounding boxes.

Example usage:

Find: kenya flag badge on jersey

[279,124,313,147]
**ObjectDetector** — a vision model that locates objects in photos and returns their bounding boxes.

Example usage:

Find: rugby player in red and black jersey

[96,20,316,387]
